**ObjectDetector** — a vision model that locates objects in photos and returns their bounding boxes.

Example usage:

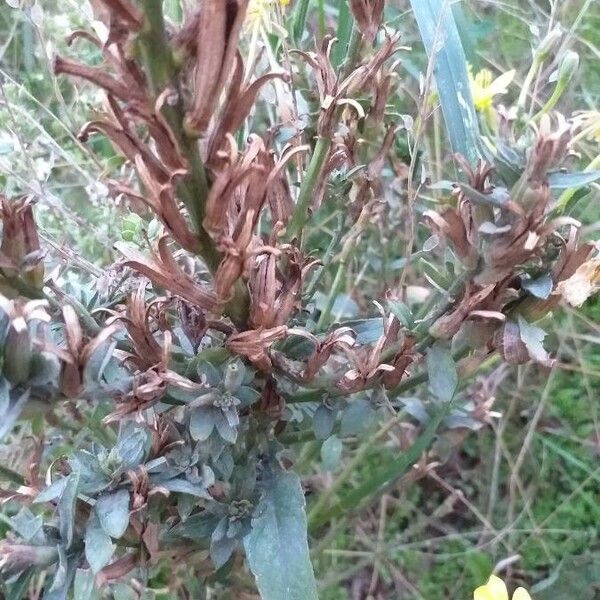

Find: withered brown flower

[60,305,119,398]
[107,283,170,371]
[117,236,218,312]
[338,313,417,392]
[183,0,250,136]
[226,326,288,371]
[349,0,385,44]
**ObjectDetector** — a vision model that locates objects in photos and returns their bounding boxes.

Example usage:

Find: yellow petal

[474,575,509,600]
[512,588,532,600]
[487,69,516,96]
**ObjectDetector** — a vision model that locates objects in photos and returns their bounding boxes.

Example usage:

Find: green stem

[138,0,248,325]
[286,136,331,241]
[517,59,540,111]
[139,0,175,96]
[138,0,211,257]
[317,0,326,38]
[316,260,346,330]
[339,23,362,81]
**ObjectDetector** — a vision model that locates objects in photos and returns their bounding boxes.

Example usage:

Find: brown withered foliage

[49,0,410,391]
[248,246,318,329]
[3,0,600,595]
[338,312,419,392]
[180,0,249,136]
[293,32,401,137]
[426,116,591,366]
[107,283,171,371]
[350,0,385,44]
[226,326,288,371]
[117,236,218,312]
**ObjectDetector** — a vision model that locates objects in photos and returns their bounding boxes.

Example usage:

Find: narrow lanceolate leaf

[292,0,311,45]
[410,0,482,164]
[244,469,318,600]
[58,472,79,548]
[548,169,600,189]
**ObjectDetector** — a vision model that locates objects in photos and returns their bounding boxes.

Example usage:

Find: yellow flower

[573,110,600,143]
[247,0,290,27]
[469,67,516,112]
[474,575,532,600]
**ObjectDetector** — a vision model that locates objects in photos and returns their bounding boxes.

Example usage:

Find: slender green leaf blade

[410,0,481,164]
[331,1,353,68]
[244,469,318,600]
[548,170,600,189]
[292,0,311,45]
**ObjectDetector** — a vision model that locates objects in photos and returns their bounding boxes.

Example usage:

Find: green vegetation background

[0,0,599,598]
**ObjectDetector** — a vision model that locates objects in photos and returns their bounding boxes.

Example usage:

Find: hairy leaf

[95,489,130,539]
[58,472,79,548]
[244,469,318,600]
[426,342,457,403]
[85,514,114,574]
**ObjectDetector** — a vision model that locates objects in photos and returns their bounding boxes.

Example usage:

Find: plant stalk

[286,136,331,242]
[138,0,249,325]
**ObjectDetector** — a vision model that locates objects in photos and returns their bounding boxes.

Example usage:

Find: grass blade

[410,0,482,164]
[292,0,311,45]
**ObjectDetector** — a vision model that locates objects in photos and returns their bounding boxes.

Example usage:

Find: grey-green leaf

[95,489,130,539]
[522,274,553,299]
[85,514,114,574]
[58,472,79,548]
[210,535,237,569]
[34,477,68,504]
[313,404,336,440]
[244,469,318,600]
[410,0,482,164]
[426,343,457,403]
[340,398,374,436]
[73,569,100,600]
[321,435,343,472]
[548,170,600,189]
[190,407,215,441]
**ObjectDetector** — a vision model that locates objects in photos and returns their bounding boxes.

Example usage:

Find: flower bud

[0,297,50,385]
[224,360,246,393]
[0,196,44,289]
[3,317,33,385]
[533,28,562,63]
[557,50,579,86]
